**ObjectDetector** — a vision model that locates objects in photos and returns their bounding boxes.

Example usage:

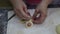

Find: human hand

[32,1,48,24]
[11,0,31,20]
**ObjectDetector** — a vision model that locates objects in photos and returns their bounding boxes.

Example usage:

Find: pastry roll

[20,19,33,28]
[25,19,33,28]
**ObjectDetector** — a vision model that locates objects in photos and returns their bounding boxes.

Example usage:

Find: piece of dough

[20,19,27,23]
[25,19,33,28]
[56,24,60,34]
[20,19,33,28]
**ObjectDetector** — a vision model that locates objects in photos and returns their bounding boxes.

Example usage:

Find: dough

[20,19,33,28]
[25,19,33,28]
[56,24,60,34]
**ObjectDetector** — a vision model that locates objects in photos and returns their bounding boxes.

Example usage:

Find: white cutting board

[7,8,60,34]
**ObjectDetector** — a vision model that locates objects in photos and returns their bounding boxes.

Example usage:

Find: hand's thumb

[23,7,31,16]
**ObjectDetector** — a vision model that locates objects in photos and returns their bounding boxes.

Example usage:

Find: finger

[39,11,47,23]
[33,9,39,20]
[23,7,31,16]
[33,11,47,24]
[14,9,26,19]
[20,7,31,20]
[32,9,41,24]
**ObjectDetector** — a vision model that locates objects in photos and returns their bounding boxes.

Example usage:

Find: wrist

[42,0,52,5]
[38,0,52,7]
[10,0,23,5]
[38,2,48,8]
[10,0,23,7]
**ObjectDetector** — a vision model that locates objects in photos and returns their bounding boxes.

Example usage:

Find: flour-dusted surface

[7,8,60,34]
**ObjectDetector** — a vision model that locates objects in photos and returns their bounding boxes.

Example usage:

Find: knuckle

[42,13,47,17]
[44,14,47,17]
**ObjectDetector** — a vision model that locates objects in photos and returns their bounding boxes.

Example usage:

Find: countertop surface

[7,8,60,34]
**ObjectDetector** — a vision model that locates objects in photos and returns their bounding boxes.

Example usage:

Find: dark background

[0,0,60,9]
